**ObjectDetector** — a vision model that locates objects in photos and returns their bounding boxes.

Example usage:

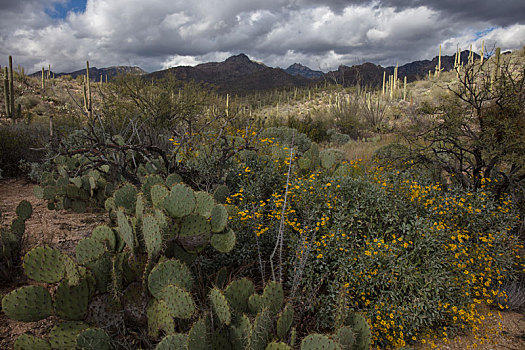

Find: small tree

[407,50,525,198]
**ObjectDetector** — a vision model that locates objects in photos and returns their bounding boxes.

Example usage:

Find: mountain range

[30,51,483,93]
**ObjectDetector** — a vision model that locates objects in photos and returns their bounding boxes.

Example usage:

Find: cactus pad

[224,277,255,314]
[76,237,105,264]
[210,229,236,253]
[54,278,89,320]
[143,214,163,258]
[230,313,251,349]
[33,185,45,199]
[136,192,145,221]
[300,334,342,350]
[151,184,169,208]
[116,209,135,252]
[333,326,356,350]
[10,217,25,237]
[48,321,89,350]
[2,285,53,322]
[142,174,164,201]
[347,313,370,350]
[71,200,87,213]
[159,284,196,319]
[23,246,66,283]
[84,252,112,293]
[187,317,209,350]
[210,204,228,233]
[250,308,272,350]
[163,184,196,218]
[148,259,193,298]
[209,288,231,325]
[248,294,265,314]
[15,200,32,221]
[194,191,215,218]
[165,173,183,187]
[91,225,117,251]
[14,334,51,350]
[76,328,111,350]
[147,299,175,338]
[180,214,210,237]
[262,281,284,315]
[113,183,137,213]
[276,303,294,340]
[156,334,188,350]
[266,342,292,350]
[213,185,230,203]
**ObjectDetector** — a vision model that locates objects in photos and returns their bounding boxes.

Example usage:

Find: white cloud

[0,1,523,73]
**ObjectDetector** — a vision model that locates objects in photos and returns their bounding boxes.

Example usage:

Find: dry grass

[340,133,401,161]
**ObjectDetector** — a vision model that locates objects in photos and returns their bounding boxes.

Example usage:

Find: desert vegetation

[1,46,525,350]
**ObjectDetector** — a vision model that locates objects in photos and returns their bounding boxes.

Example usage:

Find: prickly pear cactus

[210,228,236,253]
[210,204,228,232]
[23,245,67,283]
[159,284,196,319]
[162,184,196,218]
[300,334,342,350]
[194,191,215,218]
[266,342,292,350]
[143,214,162,258]
[347,313,371,350]
[213,184,230,203]
[333,326,356,350]
[142,174,164,201]
[113,182,138,213]
[15,200,32,221]
[147,299,175,338]
[156,334,188,350]
[250,307,273,350]
[187,317,209,350]
[224,277,255,314]
[2,285,53,321]
[75,237,106,264]
[209,288,231,325]
[148,259,194,298]
[276,303,294,340]
[76,328,111,350]
[48,321,89,350]
[54,278,90,320]
[14,334,51,350]
[91,225,117,251]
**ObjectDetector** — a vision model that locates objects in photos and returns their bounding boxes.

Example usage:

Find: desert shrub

[286,114,330,143]
[15,95,40,110]
[259,126,312,153]
[284,167,523,348]
[0,123,48,177]
[328,130,351,146]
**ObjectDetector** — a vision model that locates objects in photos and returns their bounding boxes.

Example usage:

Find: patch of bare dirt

[0,178,108,349]
[414,306,525,350]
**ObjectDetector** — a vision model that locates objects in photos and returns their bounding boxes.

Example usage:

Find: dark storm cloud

[299,0,525,26]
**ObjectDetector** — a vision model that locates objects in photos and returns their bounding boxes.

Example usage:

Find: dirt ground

[0,178,107,349]
[0,178,524,349]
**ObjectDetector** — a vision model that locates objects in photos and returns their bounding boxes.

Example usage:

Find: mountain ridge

[30,51,484,92]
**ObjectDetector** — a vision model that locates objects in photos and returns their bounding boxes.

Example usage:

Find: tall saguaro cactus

[4,67,10,117]
[9,56,14,118]
[85,61,92,119]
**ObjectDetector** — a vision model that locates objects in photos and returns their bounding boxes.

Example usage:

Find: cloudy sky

[1,0,524,74]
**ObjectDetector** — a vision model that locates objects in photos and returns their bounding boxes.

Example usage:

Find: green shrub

[0,123,48,177]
